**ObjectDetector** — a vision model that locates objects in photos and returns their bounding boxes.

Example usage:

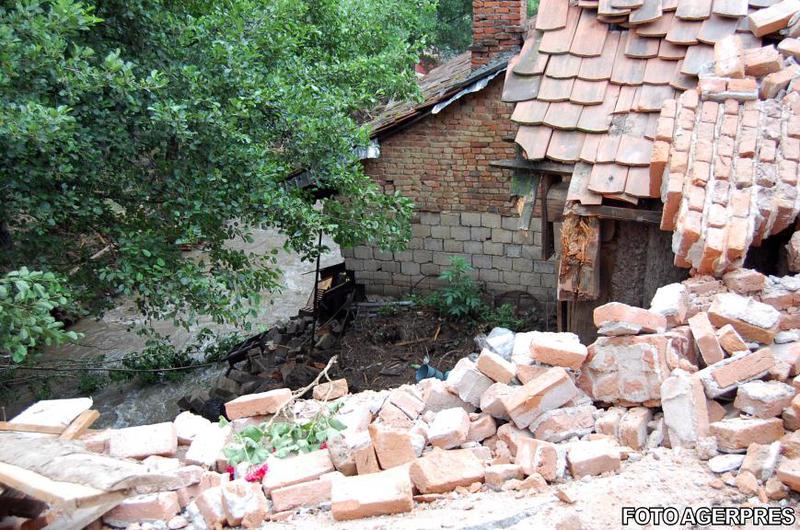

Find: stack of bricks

[470,0,528,69]
[658,40,800,276]
[343,210,556,300]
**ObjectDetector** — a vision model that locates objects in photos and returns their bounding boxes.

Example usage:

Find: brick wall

[350,75,556,302]
[471,0,528,69]
[363,78,519,216]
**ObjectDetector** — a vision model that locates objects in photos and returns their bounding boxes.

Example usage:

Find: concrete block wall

[342,210,557,300]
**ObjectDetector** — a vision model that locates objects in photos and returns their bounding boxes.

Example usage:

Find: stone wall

[343,210,556,300]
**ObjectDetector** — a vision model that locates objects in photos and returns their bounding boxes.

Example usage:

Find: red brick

[476,348,516,384]
[688,312,725,366]
[262,450,336,493]
[221,480,268,528]
[270,472,342,513]
[409,449,485,493]
[594,302,667,335]
[776,459,800,492]
[743,45,783,76]
[368,423,421,470]
[225,389,292,420]
[567,440,621,478]
[428,407,470,449]
[500,367,578,428]
[709,417,785,452]
[619,407,652,450]
[313,379,349,401]
[515,437,561,481]
[529,334,588,369]
[734,380,796,418]
[108,422,177,460]
[660,370,709,448]
[707,293,781,344]
[103,492,180,526]
[697,348,776,397]
[331,466,413,520]
[747,0,800,38]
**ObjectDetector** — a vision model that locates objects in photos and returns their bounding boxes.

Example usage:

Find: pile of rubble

[42,268,798,528]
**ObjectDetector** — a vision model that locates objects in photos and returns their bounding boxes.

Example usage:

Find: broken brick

[262,449,336,493]
[467,413,497,443]
[709,417,785,452]
[716,324,749,355]
[108,422,177,460]
[515,437,562,481]
[409,449,485,494]
[428,407,470,449]
[225,388,292,420]
[484,464,524,489]
[529,405,597,443]
[103,492,180,527]
[733,380,796,418]
[270,472,342,513]
[331,466,413,520]
[660,369,710,448]
[649,283,689,328]
[446,358,495,407]
[688,312,725,366]
[313,379,349,401]
[697,348,776,398]
[776,459,800,492]
[500,367,578,428]
[741,442,781,482]
[476,348,517,384]
[567,439,621,478]
[707,293,781,344]
[221,480,268,528]
[619,407,652,451]
[529,333,589,370]
[480,382,512,419]
[368,423,422,470]
[593,302,667,335]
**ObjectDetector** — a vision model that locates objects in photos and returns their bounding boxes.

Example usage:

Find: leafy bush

[1,0,428,351]
[484,303,524,331]
[426,256,484,320]
[0,268,80,362]
[220,402,346,465]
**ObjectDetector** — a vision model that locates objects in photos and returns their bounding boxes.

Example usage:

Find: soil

[335,307,481,393]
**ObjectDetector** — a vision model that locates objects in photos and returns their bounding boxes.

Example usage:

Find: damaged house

[343,0,559,306]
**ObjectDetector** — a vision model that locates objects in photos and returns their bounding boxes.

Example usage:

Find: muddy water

[4,229,342,427]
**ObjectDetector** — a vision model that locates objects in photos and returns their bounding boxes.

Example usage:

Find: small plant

[485,303,525,331]
[377,304,400,317]
[428,256,484,320]
[220,401,346,466]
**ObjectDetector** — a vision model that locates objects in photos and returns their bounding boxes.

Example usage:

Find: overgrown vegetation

[220,401,346,465]
[417,256,525,330]
[1,0,434,365]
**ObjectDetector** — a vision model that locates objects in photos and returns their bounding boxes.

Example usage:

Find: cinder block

[484,241,504,256]
[440,213,461,226]
[444,240,464,252]
[491,228,513,243]
[472,254,493,269]
[407,238,423,250]
[421,263,440,276]
[419,212,439,226]
[534,260,556,274]
[354,246,373,260]
[340,247,355,258]
[520,272,541,287]
[503,270,521,285]
[461,212,482,226]
[348,260,365,272]
[413,250,433,264]
[501,216,519,231]
[452,227,471,241]
[464,241,484,255]
[374,249,394,261]
[412,224,431,238]
[512,258,533,272]
[471,227,491,240]
[521,245,541,260]
[493,256,513,271]
[392,273,412,287]
[482,213,502,228]
[480,269,500,282]
[431,226,451,239]
[380,261,400,273]
[424,239,444,252]
[513,231,535,245]
[395,250,412,261]
[506,245,523,258]
[401,262,421,276]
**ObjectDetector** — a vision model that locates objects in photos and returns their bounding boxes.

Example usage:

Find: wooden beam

[59,410,100,441]
[0,423,63,435]
[570,204,663,224]
[0,461,123,512]
[490,159,576,175]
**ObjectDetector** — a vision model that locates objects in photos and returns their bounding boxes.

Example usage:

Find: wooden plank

[489,159,576,175]
[0,423,63,435]
[0,433,175,494]
[571,203,663,223]
[46,498,124,530]
[59,410,100,441]
[11,399,93,429]
[0,461,122,511]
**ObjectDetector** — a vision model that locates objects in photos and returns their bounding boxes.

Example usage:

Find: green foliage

[220,401,346,465]
[529,0,540,16]
[428,256,484,320]
[0,268,81,362]
[484,303,524,331]
[1,0,429,357]
[425,0,472,57]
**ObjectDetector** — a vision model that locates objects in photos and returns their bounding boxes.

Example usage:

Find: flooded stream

[3,229,342,427]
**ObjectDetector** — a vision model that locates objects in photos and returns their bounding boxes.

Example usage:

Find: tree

[0,0,434,361]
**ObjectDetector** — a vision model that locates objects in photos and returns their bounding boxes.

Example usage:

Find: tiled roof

[367,52,509,137]
[658,33,800,275]
[503,0,761,207]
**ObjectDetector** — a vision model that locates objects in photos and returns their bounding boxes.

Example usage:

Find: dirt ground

[270,448,800,530]
[333,303,553,394]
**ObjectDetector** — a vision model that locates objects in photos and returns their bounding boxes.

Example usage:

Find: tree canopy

[1,0,434,361]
